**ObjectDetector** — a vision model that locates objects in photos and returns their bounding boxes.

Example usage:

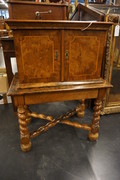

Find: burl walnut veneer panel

[6,20,113,89]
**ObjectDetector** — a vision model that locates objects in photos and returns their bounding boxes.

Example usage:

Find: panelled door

[14,27,108,85]
[64,29,107,81]
[14,29,61,84]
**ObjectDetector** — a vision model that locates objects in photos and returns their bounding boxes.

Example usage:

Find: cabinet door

[14,30,61,84]
[64,30,106,81]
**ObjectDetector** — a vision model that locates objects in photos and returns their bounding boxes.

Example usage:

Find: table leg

[3,94,8,104]
[76,99,85,118]
[88,99,102,141]
[17,106,31,152]
[24,105,32,124]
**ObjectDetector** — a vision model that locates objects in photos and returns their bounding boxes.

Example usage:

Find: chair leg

[17,106,31,152]
[3,94,8,104]
[76,99,85,118]
[88,99,102,141]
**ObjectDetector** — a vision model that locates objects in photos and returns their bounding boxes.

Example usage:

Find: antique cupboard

[6,20,113,151]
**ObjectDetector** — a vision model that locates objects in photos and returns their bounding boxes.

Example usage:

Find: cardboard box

[0,68,8,93]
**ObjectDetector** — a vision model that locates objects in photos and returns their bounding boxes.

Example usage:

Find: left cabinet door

[14,30,61,84]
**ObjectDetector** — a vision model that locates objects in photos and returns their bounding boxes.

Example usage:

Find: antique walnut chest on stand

[6,20,113,152]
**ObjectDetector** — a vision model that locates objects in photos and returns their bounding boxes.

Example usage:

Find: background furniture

[0,68,8,104]
[1,37,14,86]
[70,3,104,21]
[8,0,68,20]
[115,0,120,5]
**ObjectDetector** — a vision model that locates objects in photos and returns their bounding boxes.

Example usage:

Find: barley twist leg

[17,106,32,152]
[24,105,32,124]
[76,99,85,118]
[88,99,102,141]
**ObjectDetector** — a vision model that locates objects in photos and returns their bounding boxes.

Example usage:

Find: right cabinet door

[64,30,106,81]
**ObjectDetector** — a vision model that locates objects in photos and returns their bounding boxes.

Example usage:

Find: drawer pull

[35,10,52,19]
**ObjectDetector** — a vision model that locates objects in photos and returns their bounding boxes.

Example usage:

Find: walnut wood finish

[115,0,120,5]
[70,3,104,21]
[6,20,113,152]
[1,1,69,112]
[17,106,31,152]
[88,99,102,141]
[8,1,68,20]
[3,94,8,104]
[0,18,8,38]
[29,112,91,139]
[6,20,113,87]
[24,105,32,124]
[10,73,111,151]
[1,0,68,93]
[76,99,85,118]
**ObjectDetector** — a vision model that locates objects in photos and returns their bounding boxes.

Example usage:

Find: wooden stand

[9,74,110,152]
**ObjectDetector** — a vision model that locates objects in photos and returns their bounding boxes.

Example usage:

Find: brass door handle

[35,10,52,19]
[65,50,69,60]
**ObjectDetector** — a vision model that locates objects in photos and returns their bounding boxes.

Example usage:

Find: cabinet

[10,21,111,89]
[6,20,113,151]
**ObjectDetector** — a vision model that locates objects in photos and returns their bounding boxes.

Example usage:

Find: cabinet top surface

[6,19,113,29]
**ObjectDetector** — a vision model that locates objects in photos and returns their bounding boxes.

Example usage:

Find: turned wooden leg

[3,94,8,104]
[88,99,102,141]
[24,105,32,124]
[76,99,85,118]
[17,106,32,152]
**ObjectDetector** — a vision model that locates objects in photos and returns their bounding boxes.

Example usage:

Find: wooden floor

[0,101,120,180]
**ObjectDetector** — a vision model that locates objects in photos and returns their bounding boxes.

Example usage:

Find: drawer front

[9,3,67,20]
